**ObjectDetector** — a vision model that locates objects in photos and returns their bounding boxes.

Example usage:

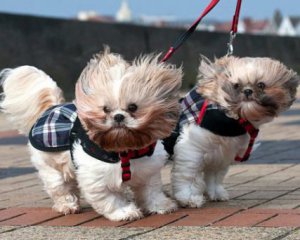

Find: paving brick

[14,198,52,208]
[0,208,27,222]
[231,185,297,191]
[170,209,238,227]
[41,209,99,226]
[169,214,221,227]
[228,190,256,199]
[213,213,276,227]
[0,208,62,226]
[226,168,248,177]
[0,175,37,188]
[0,130,19,138]
[80,217,131,227]
[0,183,39,195]
[246,208,300,215]
[235,190,288,200]
[258,214,300,227]
[175,207,240,215]
[276,194,300,200]
[125,213,187,228]
[206,199,264,209]
[256,199,300,209]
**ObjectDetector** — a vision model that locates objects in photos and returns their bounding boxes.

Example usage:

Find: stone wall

[0,12,300,99]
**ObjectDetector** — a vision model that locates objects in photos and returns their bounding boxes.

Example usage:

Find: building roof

[289,17,300,27]
[214,18,269,34]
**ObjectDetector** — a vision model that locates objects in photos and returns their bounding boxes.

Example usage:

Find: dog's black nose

[244,89,253,97]
[114,114,125,123]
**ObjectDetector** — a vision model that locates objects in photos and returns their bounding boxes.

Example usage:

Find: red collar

[235,118,259,162]
[119,142,157,181]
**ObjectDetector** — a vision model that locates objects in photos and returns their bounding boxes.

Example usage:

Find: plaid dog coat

[179,87,246,136]
[29,103,77,152]
[163,88,259,161]
[29,103,156,181]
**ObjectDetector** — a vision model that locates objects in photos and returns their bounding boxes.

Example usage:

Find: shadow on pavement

[0,167,36,180]
[281,108,300,116]
[248,140,300,164]
[0,136,27,145]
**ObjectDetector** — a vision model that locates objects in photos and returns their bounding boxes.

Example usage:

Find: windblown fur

[0,48,182,221]
[197,56,299,121]
[0,66,64,134]
[172,55,300,208]
[76,49,182,151]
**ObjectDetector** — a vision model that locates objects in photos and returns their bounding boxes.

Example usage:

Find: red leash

[161,0,221,62]
[231,0,242,34]
[162,0,243,61]
[196,100,208,125]
[120,142,157,181]
[235,118,259,162]
[227,0,243,55]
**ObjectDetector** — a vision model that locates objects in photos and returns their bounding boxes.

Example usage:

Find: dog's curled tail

[0,66,64,135]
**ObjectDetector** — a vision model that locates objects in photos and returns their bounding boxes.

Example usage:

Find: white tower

[116,0,132,22]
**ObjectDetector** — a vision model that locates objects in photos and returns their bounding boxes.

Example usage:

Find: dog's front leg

[30,147,80,215]
[204,167,230,201]
[132,172,178,215]
[171,140,206,208]
[76,166,143,221]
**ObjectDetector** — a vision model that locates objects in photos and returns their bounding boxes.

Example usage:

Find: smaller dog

[0,49,182,221]
[171,56,299,208]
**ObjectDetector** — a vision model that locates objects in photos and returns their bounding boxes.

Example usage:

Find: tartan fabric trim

[177,88,255,162]
[29,103,77,151]
[179,87,218,129]
[178,88,247,137]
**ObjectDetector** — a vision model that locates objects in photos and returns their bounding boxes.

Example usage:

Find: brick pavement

[0,95,300,238]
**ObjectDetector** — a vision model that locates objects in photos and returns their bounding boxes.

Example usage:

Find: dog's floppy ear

[0,69,12,86]
[127,53,183,100]
[283,70,300,105]
[198,55,233,81]
[198,55,217,80]
[196,55,237,107]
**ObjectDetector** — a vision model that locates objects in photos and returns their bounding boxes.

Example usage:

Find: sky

[0,0,299,21]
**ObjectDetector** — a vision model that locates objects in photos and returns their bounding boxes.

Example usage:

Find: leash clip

[227,31,236,56]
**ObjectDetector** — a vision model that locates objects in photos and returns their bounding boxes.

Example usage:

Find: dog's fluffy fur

[171,56,300,208]
[0,49,182,221]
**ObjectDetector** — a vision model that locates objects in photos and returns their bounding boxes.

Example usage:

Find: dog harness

[163,88,259,162]
[29,103,156,181]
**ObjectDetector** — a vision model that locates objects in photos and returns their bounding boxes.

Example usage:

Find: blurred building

[116,0,133,22]
[214,18,270,35]
[75,5,300,37]
[278,16,300,36]
[77,10,114,22]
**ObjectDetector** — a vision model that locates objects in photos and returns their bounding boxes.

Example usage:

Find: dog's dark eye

[127,103,138,113]
[233,83,240,90]
[103,106,111,113]
[257,82,265,90]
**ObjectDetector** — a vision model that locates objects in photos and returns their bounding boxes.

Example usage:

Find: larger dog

[0,49,182,221]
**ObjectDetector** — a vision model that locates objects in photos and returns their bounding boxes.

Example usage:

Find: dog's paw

[105,203,143,221]
[207,185,229,202]
[175,192,205,208]
[146,197,178,214]
[52,194,80,215]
